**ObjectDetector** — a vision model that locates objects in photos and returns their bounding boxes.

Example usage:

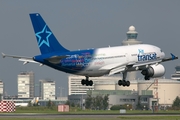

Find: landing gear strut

[141,69,151,80]
[144,76,150,80]
[118,72,130,87]
[81,76,93,86]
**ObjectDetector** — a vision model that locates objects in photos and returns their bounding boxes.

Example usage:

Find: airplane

[2,13,178,87]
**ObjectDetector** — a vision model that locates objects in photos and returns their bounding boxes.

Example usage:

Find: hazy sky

[0,0,180,96]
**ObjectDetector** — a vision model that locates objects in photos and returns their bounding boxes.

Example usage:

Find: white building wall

[18,72,34,98]
[94,84,115,90]
[40,80,56,100]
[138,79,180,106]
[157,83,180,105]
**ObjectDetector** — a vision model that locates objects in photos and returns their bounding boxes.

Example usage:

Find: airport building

[171,65,180,80]
[0,80,4,99]
[17,71,34,98]
[121,26,142,45]
[39,79,56,100]
[93,78,180,107]
[68,75,180,109]
[68,75,121,95]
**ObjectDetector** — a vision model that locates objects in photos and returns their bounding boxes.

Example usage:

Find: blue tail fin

[29,13,69,54]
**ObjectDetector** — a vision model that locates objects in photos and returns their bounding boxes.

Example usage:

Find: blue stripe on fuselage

[33,49,95,74]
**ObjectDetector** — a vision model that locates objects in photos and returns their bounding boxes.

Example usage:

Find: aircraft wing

[99,62,131,76]
[1,53,42,65]
[102,53,178,76]
[161,53,178,62]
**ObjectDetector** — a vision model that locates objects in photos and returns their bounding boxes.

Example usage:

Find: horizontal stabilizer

[2,52,32,59]
[1,52,42,65]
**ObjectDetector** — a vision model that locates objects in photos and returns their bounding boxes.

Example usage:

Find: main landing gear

[81,76,93,86]
[118,80,130,87]
[118,72,130,87]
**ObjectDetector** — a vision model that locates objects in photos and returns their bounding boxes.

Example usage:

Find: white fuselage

[77,44,165,77]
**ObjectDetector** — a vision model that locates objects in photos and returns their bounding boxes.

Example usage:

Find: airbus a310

[2,13,178,87]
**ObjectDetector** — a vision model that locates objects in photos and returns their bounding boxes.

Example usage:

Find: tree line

[85,94,109,110]
[171,96,180,110]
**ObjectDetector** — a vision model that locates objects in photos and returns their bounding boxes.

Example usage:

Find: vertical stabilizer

[29,13,69,54]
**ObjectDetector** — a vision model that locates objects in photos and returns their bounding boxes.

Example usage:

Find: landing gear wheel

[118,80,122,86]
[81,79,85,85]
[89,80,93,86]
[85,80,89,86]
[122,80,126,87]
[118,80,130,87]
[126,81,130,87]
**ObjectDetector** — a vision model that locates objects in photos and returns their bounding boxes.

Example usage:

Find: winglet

[170,53,178,60]
[162,53,178,62]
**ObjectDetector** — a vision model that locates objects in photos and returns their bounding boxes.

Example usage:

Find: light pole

[64,89,66,97]
[164,90,166,110]
[59,87,61,97]
[164,90,165,103]
[59,87,64,97]
[62,87,64,97]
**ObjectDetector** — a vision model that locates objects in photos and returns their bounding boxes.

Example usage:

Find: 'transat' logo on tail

[35,25,52,48]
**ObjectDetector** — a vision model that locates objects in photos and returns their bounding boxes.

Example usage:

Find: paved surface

[0,113,180,118]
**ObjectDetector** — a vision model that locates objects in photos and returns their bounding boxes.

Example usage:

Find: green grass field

[0,107,180,120]
[13,106,180,114]
[0,116,180,120]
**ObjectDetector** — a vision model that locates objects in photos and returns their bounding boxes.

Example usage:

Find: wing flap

[108,66,126,76]
[99,63,123,70]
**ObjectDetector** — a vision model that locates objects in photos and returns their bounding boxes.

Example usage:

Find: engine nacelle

[141,64,165,78]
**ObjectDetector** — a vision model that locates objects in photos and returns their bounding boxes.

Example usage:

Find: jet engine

[141,64,165,80]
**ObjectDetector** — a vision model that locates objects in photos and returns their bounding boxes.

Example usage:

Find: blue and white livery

[2,13,178,87]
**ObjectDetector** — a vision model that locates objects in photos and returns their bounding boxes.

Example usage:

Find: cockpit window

[160,49,163,52]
